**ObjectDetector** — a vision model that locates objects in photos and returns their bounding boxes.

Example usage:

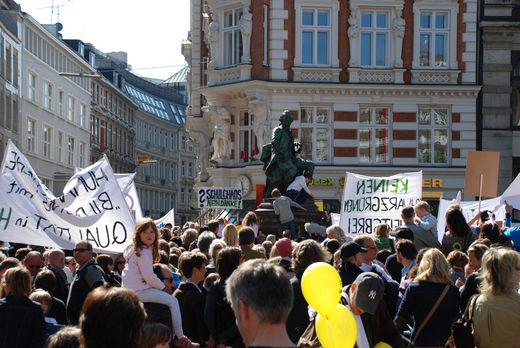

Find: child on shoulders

[414,201,438,238]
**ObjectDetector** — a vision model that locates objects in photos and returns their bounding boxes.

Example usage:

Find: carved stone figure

[203,105,231,163]
[239,9,253,64]
[392,9,406,67]
[208,20,220,68]
[347,10,360,66]
[261,110,315,198]
[187,131,210,182]
[248,98,271,157]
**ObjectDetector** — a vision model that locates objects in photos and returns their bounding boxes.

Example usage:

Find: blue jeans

[281,220,297,240]
[286,189,310,205]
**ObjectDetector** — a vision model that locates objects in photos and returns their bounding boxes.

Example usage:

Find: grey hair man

[226,259,295,347]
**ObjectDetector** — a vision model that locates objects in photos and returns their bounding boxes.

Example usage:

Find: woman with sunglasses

[113,254,125,284]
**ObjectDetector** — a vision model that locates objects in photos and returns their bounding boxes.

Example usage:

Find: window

[80,103,86,127]
[27,119,36,153]
[181,160,186,177]
[5,43,11,84]
[68,96,75,122]
[57,131,63,162]
[28,73,36,101]
[263,5,269,65]
[360,11,389,67]
[43,82,52,109]
[67,136,75,166]
[42,125,51,158]
[188,162,194,177]
[223,8,243,66]
[58,90,64,116]
[417,108,449,164]
[238,110,258,164]
[299,107,331,163]
[419,12,449,67]
[358,107,390,163]
[182,135,187,151]
[181,188,186,204]
[301,8,331,65]
[188,189,193,205]
[79,142,86,168]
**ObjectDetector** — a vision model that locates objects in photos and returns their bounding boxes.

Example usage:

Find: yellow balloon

[316,304,357,348]
[301,262,342,316]
[374,343,392,348]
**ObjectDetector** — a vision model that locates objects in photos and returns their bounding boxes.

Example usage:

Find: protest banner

[501,172,520,210]
[114,173,143,222]
[436,196,505,242]
[155,209,175,228]
[0,140,135,253]
[198,187,242,209]
[340,171,423,234]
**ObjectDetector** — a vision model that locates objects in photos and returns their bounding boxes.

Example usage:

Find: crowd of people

[0,194,519,348]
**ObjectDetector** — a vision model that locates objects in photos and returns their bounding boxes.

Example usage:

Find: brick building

[184,0,481,215]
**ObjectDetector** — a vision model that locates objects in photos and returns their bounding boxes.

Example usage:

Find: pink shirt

[122,246,165,292]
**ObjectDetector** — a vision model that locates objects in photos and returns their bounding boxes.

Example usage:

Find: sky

[17,0,191,80]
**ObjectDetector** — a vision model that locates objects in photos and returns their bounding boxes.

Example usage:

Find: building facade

[20,17,94,194]
[185,0,481,216]
[0,0,21,162]
[479,1,520,197]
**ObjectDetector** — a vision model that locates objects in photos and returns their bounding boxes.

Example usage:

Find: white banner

[0,140,135,253]
[501,172,520,209]
[436,196,505,242]
[155,209,175,228]
[198,187,242,209]
[114,173,143,222]
[340,171,423,234]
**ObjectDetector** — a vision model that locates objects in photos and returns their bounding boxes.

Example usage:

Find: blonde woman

[472,248,520,348]
[394,249,460,347]
[181,228,198,250]
[222,224,239,246]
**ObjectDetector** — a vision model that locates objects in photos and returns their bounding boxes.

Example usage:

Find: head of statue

[279,110,293,127]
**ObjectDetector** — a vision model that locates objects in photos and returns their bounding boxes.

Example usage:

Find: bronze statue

[260,110,315,198]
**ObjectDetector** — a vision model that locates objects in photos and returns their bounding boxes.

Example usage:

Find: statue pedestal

[255,199,326,239]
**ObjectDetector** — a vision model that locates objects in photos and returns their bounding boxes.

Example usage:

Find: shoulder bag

[407,284,450,348]
[445,294,479,348]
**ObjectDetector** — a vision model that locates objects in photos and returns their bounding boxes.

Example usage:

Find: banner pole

[478,173,483,212]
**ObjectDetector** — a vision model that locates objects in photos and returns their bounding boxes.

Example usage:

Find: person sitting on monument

[272,188,305,240]
[285,171,314,205]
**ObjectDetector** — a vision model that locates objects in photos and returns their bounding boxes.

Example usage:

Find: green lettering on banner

[0,207,12,230]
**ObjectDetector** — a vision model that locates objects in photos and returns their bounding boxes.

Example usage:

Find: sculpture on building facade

[248,98,271,157]
[261,110,315,198]
[208,19,220,68]
[392,9,406,67]
[239,9,253,64]
[202,105,231,163]
[187,131,210,182]
[347,10,360,66]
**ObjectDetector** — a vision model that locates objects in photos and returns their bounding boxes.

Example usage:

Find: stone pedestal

[255,199,326,239]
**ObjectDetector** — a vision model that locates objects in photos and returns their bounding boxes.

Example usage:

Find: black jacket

[204,279,245,348]
[47,263,69,304]
[286,275,309,344]
[66,259,106,325]
[339,262,364,287]
[175,282,210,345]
[0,296,46,348]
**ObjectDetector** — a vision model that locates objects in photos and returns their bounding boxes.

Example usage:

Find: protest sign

[464,151,500,198]
[436,197,505,242]
[198,187,242,209]
[155,209,175,228]
[0,140,135,253]
[340,172,423,234]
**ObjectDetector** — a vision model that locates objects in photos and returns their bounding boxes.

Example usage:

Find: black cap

[340,242,367,260]
[391,226,414,241]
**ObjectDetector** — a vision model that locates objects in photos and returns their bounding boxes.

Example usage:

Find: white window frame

[28,72,36,101]
[57,131,63,162]
[222,7,243,67]
[294,0,339,67]
[43,81,52,110]
[67,136,75,166]
[238,110,258,164]
[358,106,392,164]
[412,0,458,69]
[417,11,450,68]
[80,103,86,128]
[299,105,332,164]
[27,118,36,153]
[42,124,52,159]
[359,10,390,67]
[68,96,75,122]
[417,107,450,165]
[79,141,86,168]
[58,90,64,116]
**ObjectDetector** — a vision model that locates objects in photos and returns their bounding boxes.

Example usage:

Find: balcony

[411,69,460,84]
[207,64,252,86]
[292,67,343,82]
[348,68,406,84]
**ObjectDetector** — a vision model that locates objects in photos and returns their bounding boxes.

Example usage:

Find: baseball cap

[391,226,414,241]
[353,272,385,315]
[275,238,293,258]
[340,242,367,260]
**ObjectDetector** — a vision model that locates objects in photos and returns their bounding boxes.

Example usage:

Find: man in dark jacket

[47,248,69,303]
[338,242,367,286]
[342,272,403,348]
[66,241,106,324]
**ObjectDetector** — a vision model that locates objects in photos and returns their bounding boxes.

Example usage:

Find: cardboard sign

[198,187,242,209]
[464,151,500,198]
[340,171,423,234]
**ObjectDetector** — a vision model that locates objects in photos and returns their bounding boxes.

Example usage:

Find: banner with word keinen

[340,171,423,234]
[198,187,242,209]
[0,140,135,253]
